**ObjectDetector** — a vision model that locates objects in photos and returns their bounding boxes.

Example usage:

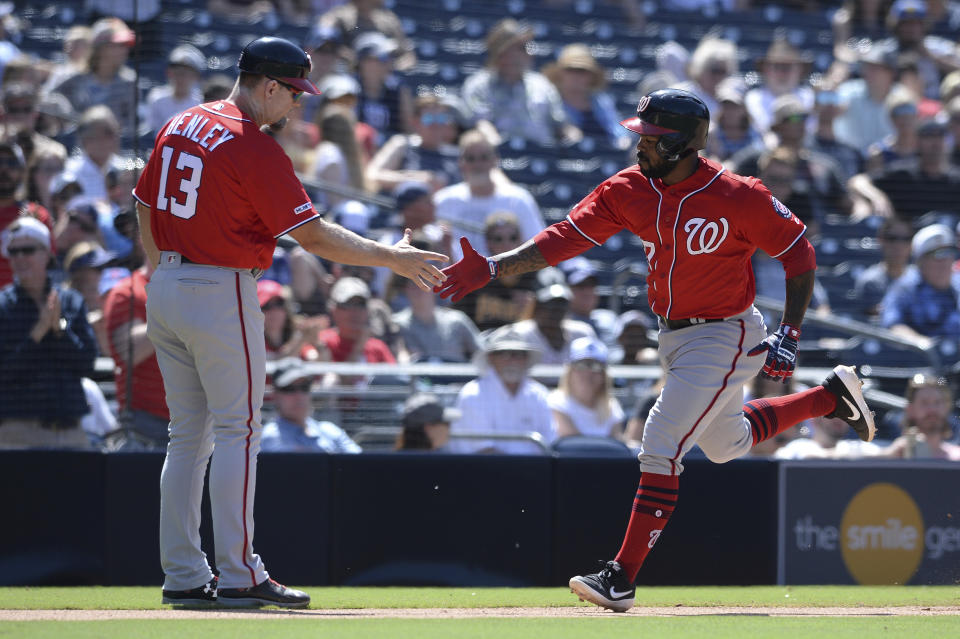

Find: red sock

[614,472,678,581]
[745,386,837,445]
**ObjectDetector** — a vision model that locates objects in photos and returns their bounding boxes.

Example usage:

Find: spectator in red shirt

[103,260,169,449]
[0,142,54,288]
[318,276,396,370]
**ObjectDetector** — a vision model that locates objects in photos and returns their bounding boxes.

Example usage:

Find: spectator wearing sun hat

[544,44,632,149]
[0,216,97,448]
[449,324,553,455]
[548,337,625,440]
[462,18,580,146]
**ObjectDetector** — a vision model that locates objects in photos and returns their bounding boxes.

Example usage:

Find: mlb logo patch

[293,202,312,215]
[771,196,793,219]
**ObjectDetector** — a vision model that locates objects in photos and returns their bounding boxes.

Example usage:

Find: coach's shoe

[822,365,876,442]
[569,560,635,612]
[161,576,218,607]
[218,578,310,608]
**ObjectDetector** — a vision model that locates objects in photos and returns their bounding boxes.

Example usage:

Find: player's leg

[187,270,309,608]
[147,268,217,599]
[571,312,765,611]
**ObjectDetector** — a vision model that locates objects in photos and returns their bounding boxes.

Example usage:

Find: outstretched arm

[491,238,549,277]
[290,218,447,290]
[435,237,549,302]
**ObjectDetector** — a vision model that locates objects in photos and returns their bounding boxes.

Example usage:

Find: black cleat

[569,560,635,612]
[218,578,310,608]
[822,365,876,442]
[161,576,218,607]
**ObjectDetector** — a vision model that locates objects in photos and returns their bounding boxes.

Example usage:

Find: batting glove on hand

[747,323,800,383]
[434,237,496,302]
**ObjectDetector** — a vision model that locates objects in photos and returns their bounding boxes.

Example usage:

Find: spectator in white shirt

[549,337,625,440]
[61,106,123,202]
[450,325,553,454]
[145,45,205,134]
[434,129,546,261]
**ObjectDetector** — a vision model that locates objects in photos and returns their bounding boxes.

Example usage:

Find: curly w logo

[684,217,729,255]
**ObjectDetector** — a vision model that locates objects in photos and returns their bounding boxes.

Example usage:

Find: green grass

[1,617,958,639]
[1,585,958,609]
[1,586,957,639]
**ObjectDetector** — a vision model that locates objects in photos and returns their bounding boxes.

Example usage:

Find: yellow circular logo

[840,483,924,585]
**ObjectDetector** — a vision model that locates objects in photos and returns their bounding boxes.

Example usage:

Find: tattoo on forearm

[782,270,815,327]
[494,240,548,278]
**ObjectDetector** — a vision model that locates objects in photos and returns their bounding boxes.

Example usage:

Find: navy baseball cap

[889,0,927,21]
[394,181,431,210]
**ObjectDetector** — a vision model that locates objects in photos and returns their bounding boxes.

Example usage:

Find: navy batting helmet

[238,36,321,95]
[621,89,710,161]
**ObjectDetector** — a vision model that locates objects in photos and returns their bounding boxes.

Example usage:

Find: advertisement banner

[778,461,960,585]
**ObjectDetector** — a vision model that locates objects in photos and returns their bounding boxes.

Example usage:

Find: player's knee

[701,448,739,464]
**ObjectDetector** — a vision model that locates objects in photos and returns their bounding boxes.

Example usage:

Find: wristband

[781,323,801,339]
[487,258,499,280]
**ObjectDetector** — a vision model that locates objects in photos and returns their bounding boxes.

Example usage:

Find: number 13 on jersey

[156,145,204,219]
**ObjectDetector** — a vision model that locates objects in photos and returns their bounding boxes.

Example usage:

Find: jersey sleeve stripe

[565,214,603,247]
[273,213,321,239]
[770,226,807,259]
[132,190,151,208]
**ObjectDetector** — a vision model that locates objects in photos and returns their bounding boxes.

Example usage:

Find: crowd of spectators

[1,0,959,459]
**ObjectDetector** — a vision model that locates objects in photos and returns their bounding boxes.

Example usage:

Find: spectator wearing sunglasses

[434,129,546,262]
[880,223,960,349]
[452,211,540,333]
[0,216,97,449]
[731,95,849,218]
[0,141,55,289]
[548,337,625,441]
[852,217,916,318]
[1,82,67,164]
[366,94,463,194]
[261,360,360,453]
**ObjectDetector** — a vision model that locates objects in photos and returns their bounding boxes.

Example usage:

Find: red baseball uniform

[133,101,320,269]
[533,156,813,319]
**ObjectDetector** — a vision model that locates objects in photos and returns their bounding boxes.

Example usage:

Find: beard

[265,117,288,134]
[496,364,528,386]
[636,150,678,179]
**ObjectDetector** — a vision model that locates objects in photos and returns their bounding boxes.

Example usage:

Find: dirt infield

[2,606,959,620]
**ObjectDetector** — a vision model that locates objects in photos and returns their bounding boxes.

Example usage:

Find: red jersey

[534,157,809,319]
[132,102,320,270]
[318,329,397,363]
[103,268,169,419]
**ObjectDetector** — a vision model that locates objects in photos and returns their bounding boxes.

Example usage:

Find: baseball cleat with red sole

[822,365,876,442]
[569,560,635,612]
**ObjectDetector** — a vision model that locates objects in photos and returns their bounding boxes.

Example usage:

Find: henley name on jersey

[163,111,236,151]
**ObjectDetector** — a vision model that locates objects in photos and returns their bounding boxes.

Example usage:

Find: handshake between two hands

[432,237,493,303]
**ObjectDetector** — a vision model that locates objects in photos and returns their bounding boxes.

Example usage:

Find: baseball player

[134,36,446,608]
[436,89,875,612]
